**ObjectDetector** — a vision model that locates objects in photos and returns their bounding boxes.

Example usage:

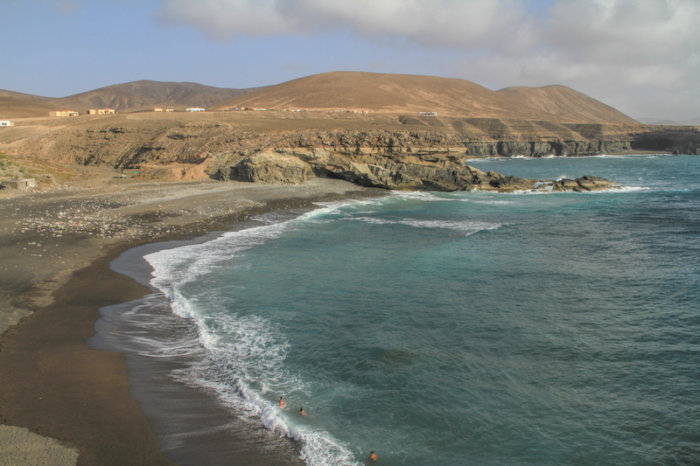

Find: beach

[0,177,380,465]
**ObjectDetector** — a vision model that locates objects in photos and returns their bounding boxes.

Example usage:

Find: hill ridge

[215,71,637,124]
[1,71,637,124]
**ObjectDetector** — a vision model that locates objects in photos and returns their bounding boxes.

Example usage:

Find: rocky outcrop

[218,148,619,192]
[549,175,621,192]
[10,114,685,192]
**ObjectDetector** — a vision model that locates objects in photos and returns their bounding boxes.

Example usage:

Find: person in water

[279,396,286,408]
[299,407,307,416]
[369,451,377,462]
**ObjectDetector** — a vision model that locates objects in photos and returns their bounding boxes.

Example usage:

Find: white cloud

[158,0,700,120]
[159,0,533,48]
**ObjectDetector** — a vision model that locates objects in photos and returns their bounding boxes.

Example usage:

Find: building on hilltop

[49,110,79,117]
[87,108,115,115]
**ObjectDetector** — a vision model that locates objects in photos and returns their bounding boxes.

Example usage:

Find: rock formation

[217,148,619,192]
[5,112,695,193]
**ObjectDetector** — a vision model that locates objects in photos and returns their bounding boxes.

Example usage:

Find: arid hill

[0,81,252,118]
[0,90,58,118]
[215,71,638,124]
[58,81,252,112]
[2,72,638,124]
[496,85,637,124]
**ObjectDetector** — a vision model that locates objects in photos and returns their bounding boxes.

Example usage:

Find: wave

[389,191,450,202]
[144,206,362,465]
[351,216,502,235]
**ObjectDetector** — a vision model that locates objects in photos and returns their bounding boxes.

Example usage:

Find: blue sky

[2,0,698,121]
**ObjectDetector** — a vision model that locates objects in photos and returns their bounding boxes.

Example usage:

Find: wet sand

[0,178,381,465]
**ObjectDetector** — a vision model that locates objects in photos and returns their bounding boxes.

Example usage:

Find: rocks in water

[220,149,619,193]
[552,175,620,192]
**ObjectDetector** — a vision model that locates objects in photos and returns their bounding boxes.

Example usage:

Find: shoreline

[0,178,383,465]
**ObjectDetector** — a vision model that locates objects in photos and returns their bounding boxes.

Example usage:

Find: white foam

[351,216,501,236]
[616,185,651,193]
[389,191,448,202]
[465,199,514,205]
[143,204,366,465]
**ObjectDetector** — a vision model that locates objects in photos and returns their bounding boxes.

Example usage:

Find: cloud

[159,0,534,49]
[158,0,699,119]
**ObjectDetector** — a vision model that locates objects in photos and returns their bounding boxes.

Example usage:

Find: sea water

[125,155,699,464]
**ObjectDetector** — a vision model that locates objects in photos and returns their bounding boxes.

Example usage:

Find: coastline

[0,178,383,465]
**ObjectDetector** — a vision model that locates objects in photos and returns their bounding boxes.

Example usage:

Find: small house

[49,110,79,117]
[88,108,115,115]
[1,178,36,190]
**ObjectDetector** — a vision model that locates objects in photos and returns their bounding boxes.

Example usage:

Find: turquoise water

[144,155,699,465]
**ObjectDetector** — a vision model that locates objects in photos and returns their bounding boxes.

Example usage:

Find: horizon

[2,0,698,122]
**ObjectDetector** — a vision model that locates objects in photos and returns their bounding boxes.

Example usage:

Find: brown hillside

[215,71,552,120]
[0,81,252,118]
[497,85,638,124]
[56,80,252,112]
[215,71,637,124]
[0,90,61,118]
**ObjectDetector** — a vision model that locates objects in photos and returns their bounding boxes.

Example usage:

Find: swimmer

[279,396,286,408]
[369,451,377,462]
[299,407,307,416]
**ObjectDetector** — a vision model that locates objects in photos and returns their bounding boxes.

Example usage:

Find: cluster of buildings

[47,107,208,116]
[49,108,114,117]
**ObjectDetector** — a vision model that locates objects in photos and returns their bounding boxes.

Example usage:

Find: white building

[88,108,115,115]
[49,110,79,117]
[0,120,14,127]
[186,107,206,112]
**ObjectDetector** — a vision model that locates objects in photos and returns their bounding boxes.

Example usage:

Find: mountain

[214,71,544,119]
[56,80,252,112]
[0,90,58,118]
[1,72,639,124]
[214,71,638,124]
[0,81,253,117]
[496,85,638,124]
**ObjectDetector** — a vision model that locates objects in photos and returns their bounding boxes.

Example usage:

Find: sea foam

[143,206,362,466]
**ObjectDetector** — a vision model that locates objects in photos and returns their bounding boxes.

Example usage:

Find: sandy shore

[0,177,381,465]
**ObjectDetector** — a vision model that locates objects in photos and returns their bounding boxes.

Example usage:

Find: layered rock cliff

[6,113,696,192]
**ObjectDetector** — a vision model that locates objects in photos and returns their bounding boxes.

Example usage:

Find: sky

[2,0,698,121]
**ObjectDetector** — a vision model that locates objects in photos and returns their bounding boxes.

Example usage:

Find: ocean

[94,154,699,465]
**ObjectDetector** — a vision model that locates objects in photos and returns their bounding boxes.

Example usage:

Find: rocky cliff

[5,112,696,192]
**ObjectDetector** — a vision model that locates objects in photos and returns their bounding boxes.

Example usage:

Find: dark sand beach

[0,178,380,465]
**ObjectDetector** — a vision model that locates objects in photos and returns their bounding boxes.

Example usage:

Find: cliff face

[6,113,697,192]
[209,132,621,191]
[221,148,618,192]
